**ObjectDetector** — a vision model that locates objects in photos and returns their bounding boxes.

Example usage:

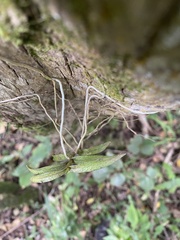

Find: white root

[0,93,69,159]
[0,56,157,158]
[85,115,114,140]
[52,78,69,159]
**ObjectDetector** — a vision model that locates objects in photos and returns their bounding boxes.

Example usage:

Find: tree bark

[0,0,179,133]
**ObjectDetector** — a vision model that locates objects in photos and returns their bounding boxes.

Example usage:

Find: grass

[0,110,180,239]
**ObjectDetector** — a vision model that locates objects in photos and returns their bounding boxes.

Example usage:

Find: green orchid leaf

[71,152,126,173]
[27,160,68,175]
[79,142,111,156]
[52,154,67,162]
[30,168,69,183]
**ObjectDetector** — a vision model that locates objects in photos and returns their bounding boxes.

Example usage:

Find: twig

[164,147,174,164]
[0,208,43,239]
[119,111,137,135]
[153,190,160,213]
[138,114,152,135]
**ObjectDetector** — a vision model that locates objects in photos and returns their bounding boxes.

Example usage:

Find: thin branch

[153,190,160,213]
[0,208,43,239]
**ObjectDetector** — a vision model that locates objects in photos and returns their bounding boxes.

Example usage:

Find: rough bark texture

[0,0,179,133]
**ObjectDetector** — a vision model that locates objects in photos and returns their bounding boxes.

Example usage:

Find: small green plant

[104,196,168,240]
[0,135,52,187]
[42,195,82,240]
[127,135,155,156]
[147,112,176,138]
[28,142,126,183]
[41,173,89,240]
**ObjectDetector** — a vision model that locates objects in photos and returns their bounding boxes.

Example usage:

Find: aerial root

[0,55,157,157]
[85,115,114,140]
